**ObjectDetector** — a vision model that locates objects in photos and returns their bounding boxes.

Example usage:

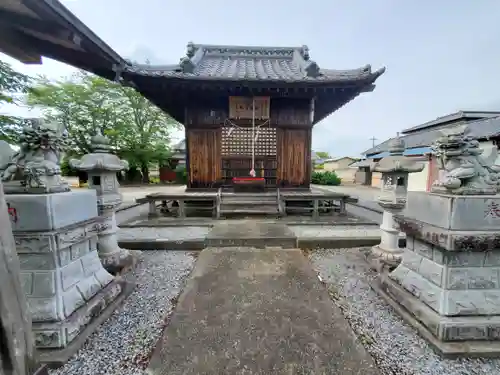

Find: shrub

[149,176,161,184]
[60,158,79,177]
[311,171,342,186]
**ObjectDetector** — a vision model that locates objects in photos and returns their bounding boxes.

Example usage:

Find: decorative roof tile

[123,43,385,84]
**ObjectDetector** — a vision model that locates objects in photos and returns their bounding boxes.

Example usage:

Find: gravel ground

[49,251,196,375]
[309,248,500,375]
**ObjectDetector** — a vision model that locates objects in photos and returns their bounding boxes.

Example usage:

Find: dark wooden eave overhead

[118,43,386,124]
[0,0,126,80]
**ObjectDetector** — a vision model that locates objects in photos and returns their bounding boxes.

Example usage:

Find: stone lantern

[71,132,133,273]
[369,134,424,271]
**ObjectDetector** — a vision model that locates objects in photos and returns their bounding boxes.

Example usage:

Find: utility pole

[369,137,378,147]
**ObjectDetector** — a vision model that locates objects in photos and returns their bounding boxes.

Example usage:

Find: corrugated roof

[402,110,500,134]
[124,44,386,84]
[366,147,432,159]
[363,116,500,156]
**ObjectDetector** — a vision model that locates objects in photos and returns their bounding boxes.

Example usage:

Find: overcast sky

[2,0,500,156]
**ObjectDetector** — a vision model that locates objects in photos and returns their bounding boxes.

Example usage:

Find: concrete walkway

[147,247,380,375]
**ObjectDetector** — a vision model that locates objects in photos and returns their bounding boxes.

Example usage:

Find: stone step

[220,199,278,206]
[219,207,279,215]
[220,192,278,199]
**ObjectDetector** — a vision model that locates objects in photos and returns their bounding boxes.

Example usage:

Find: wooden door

[187,129,222,188]
[277,128,311,188]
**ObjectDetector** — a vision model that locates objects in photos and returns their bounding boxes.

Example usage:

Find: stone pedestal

[370,209,402,270]
[380,191,500,356]
[97,206,134,273]
[5,190,130,358]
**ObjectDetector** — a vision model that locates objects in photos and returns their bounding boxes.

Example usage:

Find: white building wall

[408,161,429,191]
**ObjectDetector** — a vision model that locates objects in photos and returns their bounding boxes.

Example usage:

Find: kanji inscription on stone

[484,200,500,219]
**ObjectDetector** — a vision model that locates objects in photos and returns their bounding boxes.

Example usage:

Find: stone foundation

[379,192,500,355]
[6,190,126,351]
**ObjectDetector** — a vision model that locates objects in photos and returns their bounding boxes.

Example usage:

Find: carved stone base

[431,184,497,196]
[368,244,402,272]
[2,179,70,194]
[376,273,500,357]
[96,210,134,273]
[37,278,136,368]
[100,248,137,275]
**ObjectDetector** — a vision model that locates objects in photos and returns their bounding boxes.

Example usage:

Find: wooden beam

[0,29,42,64]
[0,29,116,80]
[0,9,64,36]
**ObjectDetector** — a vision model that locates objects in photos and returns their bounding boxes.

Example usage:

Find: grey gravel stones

[48,251,195,375]
[309,248,500,375]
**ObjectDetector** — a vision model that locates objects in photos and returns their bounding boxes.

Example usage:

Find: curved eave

[121,66,385,86]
[121,67,385,124]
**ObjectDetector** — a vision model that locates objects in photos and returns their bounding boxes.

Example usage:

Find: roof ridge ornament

[91,130,112,153]
[388,132,405,155]
[179,57,195,73]
[302,45,310,61]
[186,41,195,58]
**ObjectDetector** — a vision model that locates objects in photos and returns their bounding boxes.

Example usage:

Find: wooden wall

[277,128,311,188]
[186,129,221,188]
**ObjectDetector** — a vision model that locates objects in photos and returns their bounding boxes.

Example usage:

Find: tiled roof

[123,43,385,84]
[363,116,500,156]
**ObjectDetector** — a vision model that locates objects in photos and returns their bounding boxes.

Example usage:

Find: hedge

[311,171,342,186]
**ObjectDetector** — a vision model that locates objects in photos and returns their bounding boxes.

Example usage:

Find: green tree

[28,70,180,182]
[28,71,124,154]
[0,60,32,142]
[315,151,330,159]
[113,84,180,182]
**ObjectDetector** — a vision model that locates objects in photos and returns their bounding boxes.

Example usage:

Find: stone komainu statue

[0,119,70,193]
[431,125,500,195]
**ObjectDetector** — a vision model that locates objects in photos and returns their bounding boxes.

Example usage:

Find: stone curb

[298,236,406,250]
[347,201,383,214]
[116,202,145,213]
[119,221,379,228]
[118,239,206,251]
[118,236,406,251]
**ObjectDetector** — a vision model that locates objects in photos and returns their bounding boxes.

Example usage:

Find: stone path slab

[206,221,296,248]
[147,247,380,375]
[116,223,405,250]
[289,225,383,238]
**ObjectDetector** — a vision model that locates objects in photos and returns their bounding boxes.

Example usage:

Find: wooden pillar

[0,181,46,375]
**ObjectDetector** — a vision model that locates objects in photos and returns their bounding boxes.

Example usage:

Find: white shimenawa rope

[251,97,255,172]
